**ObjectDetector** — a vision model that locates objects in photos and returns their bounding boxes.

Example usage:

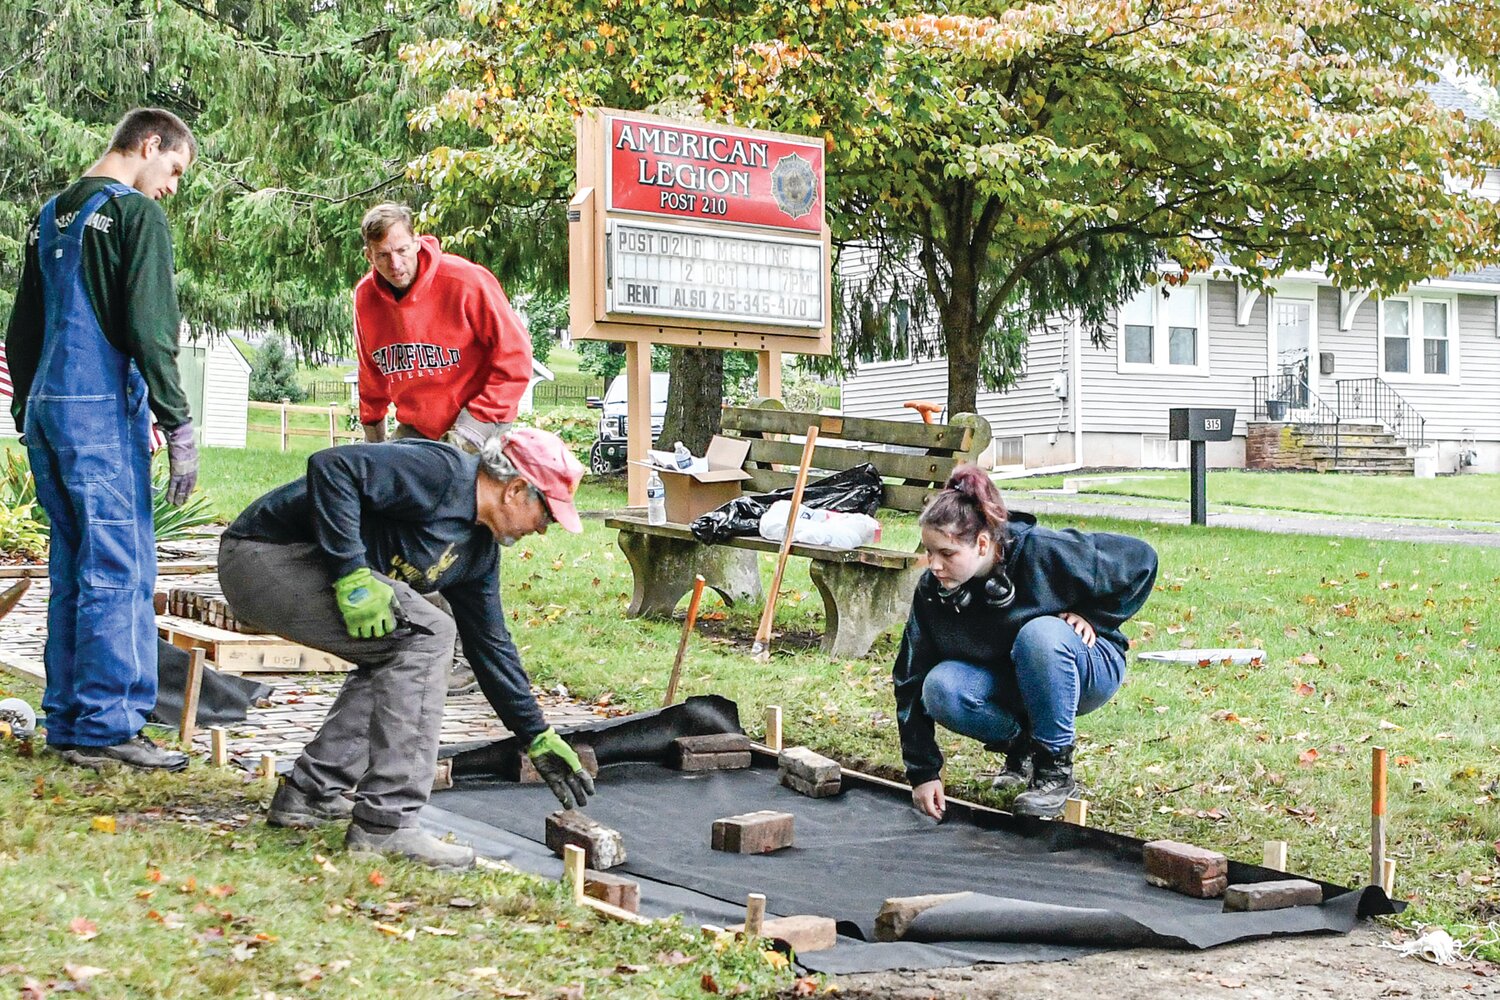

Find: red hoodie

[353,235,532,438]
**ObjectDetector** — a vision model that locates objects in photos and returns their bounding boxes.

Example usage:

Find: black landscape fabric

[149,639,271,728]
[429,696,1398,974]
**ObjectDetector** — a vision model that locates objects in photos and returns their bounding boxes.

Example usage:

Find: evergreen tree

[249,335,305,403]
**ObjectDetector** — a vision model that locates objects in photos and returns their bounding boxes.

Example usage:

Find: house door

[1271,298,1316,413]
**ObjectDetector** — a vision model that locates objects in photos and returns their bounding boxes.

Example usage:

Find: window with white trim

[1381,295,1456,378]
[1117,283,1208,373]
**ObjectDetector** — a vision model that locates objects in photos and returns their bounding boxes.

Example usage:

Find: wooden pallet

[157,614,353,675]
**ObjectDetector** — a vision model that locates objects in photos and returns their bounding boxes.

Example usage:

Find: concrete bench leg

[809,561,924,659]
[617,530,762,618]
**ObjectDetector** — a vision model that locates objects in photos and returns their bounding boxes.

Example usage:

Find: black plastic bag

[690,463,882,544]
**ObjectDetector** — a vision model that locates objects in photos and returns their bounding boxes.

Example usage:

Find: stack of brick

[777,746,841,798]
[1143,840,1229,898]
[165,584,253,633]
[672,733,751,771]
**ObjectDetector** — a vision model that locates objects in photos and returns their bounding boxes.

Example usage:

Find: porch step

[1326,462,1416,475]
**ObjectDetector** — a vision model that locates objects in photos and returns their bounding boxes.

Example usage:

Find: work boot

[346,822,476,871]
[1010,743,1076,819]
[55,732,189,773]
[267,777,355,829]
[446,661,479,698]
[987,736,1033,792]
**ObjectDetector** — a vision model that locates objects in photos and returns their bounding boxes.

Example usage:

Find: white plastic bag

[758,500,879,549]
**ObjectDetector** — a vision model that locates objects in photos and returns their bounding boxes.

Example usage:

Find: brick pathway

[0,536,606,761]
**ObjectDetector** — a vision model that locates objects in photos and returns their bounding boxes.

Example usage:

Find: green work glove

[333,568,397,639]
[528,728,596,809]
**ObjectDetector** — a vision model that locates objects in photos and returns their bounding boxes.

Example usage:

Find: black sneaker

[1010,743,1075,818]
[987,736,1033,792]
[56,733,189,773]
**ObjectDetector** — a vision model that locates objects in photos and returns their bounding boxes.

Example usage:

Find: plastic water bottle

[672,441,693,469]
[646,469,666,525]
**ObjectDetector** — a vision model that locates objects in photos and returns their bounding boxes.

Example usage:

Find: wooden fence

[532,381,604,408]
[247,400,362,450]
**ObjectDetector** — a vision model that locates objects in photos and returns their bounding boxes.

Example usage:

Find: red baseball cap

[502,427,585,533]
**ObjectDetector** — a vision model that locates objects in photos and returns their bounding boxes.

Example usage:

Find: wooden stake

[764,705,783,753]
[750,426,819,661]
[209,726,229,767]
[744,893,767,938]
[179,648,205,747]
[663,575,706,708]
[1263,840,1288,872]
[563,844,587,906]
[1063,797,1089,827]
[260,753,277,784]
[1371,746,1388,889]
[1381,857,1397,897]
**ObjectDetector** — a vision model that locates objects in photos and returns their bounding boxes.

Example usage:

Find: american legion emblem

[770,153,818,221]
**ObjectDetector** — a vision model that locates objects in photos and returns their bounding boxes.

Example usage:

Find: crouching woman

[894,466,1158,820]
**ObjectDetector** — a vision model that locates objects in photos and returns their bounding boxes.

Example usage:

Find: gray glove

[164,422,198,506]
[448,408,510,454]
[362,420,388,444]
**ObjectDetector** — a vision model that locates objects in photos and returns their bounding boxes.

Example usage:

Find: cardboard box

[655,436,751,523]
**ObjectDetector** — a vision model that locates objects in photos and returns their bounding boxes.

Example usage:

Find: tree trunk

[656,347,723,454]
[942,258,983,416]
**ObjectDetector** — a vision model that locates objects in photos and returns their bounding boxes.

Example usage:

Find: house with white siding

[840,82,1500,475]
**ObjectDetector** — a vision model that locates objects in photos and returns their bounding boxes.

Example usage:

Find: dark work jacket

[892,512,1158,786]
[225,439,547,742]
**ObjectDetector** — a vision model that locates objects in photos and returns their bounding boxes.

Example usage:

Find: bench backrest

[719,404,993,513]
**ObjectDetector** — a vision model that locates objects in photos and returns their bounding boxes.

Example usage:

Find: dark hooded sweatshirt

[893,511,1158,786]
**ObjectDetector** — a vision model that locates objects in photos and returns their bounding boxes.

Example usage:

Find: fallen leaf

[207,884,235,899]
[1294,653,1320,665]
[1394,756,1416,767]
[1298,748,1320,767]
[616,963,650,974]
[555,986,584,1000]
[448,897,477,909]
[1293,682,1315,697]
[68,916,99,940]
[762,949,789,970]
[1379,720,1403,731]
[789,977,820,997]
[420,925,458,936]
[368,870,386,888]
[701,973,721,994]
[179,876,197,894]
[64,963,108,983]
[656,950,692,966]
[91,816,116,834]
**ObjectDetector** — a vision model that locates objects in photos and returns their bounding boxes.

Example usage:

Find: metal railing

[1334,377,1426,450]
[1250,372,1343,463]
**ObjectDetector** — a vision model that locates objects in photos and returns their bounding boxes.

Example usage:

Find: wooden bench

[608,404,992,658]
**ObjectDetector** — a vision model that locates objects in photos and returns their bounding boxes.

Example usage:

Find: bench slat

[743,438,958,486]
[605,515,923,570]
[723,407,973,454]
[743,468,938,513]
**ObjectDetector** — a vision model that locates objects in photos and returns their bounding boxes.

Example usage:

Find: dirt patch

[827,928,1500,1000]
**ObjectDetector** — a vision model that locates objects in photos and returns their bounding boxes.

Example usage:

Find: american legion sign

[569,109,833,503]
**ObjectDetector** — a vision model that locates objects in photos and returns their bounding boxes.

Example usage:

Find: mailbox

[1168,407,1235,443]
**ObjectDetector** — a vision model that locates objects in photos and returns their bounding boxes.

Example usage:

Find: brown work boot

[267,777,355,829]
[346,822,475,871]
[55,732,188,773]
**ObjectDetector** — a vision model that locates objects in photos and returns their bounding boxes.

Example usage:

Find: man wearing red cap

[216,428,591,869]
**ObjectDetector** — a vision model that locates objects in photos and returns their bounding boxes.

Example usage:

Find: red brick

[584,870,640,913]
[1223,879,1322,912]
[711,810,794,854]
[777,746,840,787]
[779,771,840,798]
[675,733,752,755]
[545,809,627,870]
[726,914,836,953]
[519,743,599,783]
[678,749,752,771]
[1144,840,1228,898]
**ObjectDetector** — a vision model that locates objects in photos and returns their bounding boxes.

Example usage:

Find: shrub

[249,335,306,403]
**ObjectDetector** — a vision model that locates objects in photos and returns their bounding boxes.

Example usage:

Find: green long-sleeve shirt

[4,176,191,432]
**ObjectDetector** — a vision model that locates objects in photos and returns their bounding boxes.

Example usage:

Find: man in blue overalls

[4,108,201,771]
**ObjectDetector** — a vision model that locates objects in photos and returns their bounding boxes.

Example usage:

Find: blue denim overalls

[24,183,158,747]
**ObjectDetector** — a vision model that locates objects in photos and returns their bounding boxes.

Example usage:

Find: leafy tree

[0,1,460,350]
[249,335,305,403]
[406,0,1500,415]
[519,289,569,364]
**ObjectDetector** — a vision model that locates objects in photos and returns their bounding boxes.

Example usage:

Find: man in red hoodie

[354,202,532,451]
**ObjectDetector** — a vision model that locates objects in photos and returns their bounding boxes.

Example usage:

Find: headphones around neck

[927,565,1016,611]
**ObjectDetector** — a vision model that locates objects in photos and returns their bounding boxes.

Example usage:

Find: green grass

[0,719,788,998]
[14,448,1500,983]
[1050,470,1500,522]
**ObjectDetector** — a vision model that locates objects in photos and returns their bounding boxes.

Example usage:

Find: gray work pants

[217,538,457,829]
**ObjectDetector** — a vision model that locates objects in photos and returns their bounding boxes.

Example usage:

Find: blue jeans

[920,616,1126,752]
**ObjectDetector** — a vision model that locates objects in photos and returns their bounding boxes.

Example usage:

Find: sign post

[1167,408,1236,526]
[570,109,833,505]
